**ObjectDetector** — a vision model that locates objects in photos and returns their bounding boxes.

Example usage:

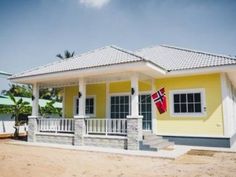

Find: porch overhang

[9,61,167,86]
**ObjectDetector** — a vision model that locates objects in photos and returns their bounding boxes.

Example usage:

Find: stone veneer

[84,135,127,149]
[126,116,143,150]
[28,116,143,150]
[28,116,38,142]
[36,133,74,145]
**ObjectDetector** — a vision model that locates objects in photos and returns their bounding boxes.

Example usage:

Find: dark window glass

[181,94,186,102]
[181,103,187,112]
[120,96,124,104]
[174,94,180,103]
[188,104,194,112]
[195,103,202,112]
[194,93,201,102]
[111,97,115,104]
[174,104,180,113]
[187,94,194,102]
[115,97,119,104]
[124,96,129,104]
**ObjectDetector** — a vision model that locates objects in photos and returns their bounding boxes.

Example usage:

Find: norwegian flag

[151,88,167,114]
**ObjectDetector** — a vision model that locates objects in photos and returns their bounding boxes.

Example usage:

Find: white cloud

[79,0,110,9]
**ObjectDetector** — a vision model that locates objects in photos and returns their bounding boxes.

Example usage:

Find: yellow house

[9,45,236,150]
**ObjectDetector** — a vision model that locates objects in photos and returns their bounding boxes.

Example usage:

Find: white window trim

[73,95,96,117]
[169,88,207,117]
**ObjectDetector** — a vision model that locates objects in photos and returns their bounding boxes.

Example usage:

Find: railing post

[126,115,143,150]
[105,119,108,136]
[28,116,38,142]
[74,115,86,146]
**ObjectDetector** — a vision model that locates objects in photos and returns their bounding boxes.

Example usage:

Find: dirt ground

[1,140,236,177]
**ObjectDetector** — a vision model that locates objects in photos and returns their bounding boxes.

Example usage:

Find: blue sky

[0,0,236,91]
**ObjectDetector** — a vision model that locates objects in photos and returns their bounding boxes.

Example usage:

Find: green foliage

[1,84,32,97]
[8,93,30,125]
[56,50,75,60]
[40,88,62,102]
[39,100,62,118]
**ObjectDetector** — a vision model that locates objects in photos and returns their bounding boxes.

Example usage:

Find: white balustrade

[37,118,74,133]
[85,118,127,136]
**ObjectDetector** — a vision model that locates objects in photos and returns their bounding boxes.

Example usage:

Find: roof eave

[9,61,167,84]
[166,64,236,76]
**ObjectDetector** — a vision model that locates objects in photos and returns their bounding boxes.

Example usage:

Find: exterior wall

[155,73,224,136]
[64,81,152,118]
[221,73,236,137]
[63,74,225,137]
[84,135,127,149]
[64,84,106,118]
[36,133,74,145]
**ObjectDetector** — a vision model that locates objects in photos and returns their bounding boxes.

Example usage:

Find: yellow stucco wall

[63,74,224,136]
[64,84,106,118]
[155,73,224,136]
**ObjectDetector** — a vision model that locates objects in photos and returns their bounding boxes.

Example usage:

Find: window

[110,95,130,119]
[74,96,95,116]
[170,89,206,117]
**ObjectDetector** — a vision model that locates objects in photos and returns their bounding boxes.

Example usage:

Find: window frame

[73,95,96,117]
[169,88,206,117]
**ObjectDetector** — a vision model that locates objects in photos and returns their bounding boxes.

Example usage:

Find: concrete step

[142,134,175,150]
[143,135,163,141]
[143,138,165,145]
[140,143,158,152]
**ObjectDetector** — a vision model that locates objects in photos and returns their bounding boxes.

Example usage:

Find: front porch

[28,73,160,150]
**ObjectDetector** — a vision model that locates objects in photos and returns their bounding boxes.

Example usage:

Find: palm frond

[56,54,63,59]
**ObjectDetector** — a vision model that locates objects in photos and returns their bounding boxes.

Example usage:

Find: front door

[110,94,152,130]
[139,94,152,130]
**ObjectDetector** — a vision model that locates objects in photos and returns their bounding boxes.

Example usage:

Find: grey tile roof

[10,46,146,79]
[136,45,236,71]
[10,44,236,80]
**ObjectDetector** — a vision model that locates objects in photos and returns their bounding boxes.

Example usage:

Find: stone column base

[126,115,143,150]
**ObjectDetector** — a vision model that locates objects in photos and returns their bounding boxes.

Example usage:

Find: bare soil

[0,140,236,177]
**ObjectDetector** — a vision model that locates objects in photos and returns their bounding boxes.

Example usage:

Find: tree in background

[56,50,75,59]
[2,84,32,98]
[39,100,62,118]
[8,93,30,138]
[1,84,62,102]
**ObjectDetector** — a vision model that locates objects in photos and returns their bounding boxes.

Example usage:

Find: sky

[0,0,236,91]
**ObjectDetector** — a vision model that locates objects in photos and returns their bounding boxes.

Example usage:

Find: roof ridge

[110,45,146,61]
[160,44,236,60]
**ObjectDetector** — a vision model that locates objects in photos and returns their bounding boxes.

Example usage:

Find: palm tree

[56,50,75,59]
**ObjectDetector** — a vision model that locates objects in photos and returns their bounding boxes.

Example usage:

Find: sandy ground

[1,140,236,177]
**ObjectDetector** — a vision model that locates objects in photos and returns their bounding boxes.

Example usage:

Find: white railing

[37,118,74,133]
[85,118,127,136]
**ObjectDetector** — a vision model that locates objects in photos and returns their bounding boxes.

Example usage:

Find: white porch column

[130,74,139,117]
[74,78,86,146]
[28,83,39,142]
[79,78,86,116]
[32,83,39,116]
[127,74,143,150]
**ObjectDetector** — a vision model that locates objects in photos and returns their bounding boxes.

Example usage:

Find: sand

[0,140,236,177]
